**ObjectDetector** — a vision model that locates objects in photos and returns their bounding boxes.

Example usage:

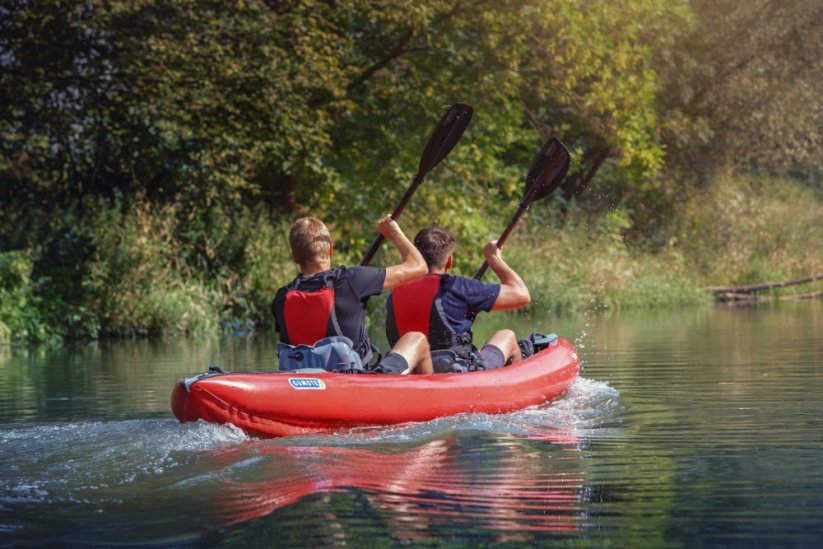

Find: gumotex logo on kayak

[288,378,326,390]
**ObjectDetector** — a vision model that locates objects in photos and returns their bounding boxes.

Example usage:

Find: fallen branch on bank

[715,290,823,302]
[706,273,823,302]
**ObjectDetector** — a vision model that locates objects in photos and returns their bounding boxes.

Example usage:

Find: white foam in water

[0,419,250,505]
[171,420,250,450]
[0,377,622,517]
[543,377,622,421]
[286,375,623,446]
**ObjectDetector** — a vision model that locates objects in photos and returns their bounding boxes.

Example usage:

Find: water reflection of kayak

[211,435,584,536]
[170,337,580,438]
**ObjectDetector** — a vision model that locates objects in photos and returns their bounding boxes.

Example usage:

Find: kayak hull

[171,337,580,438]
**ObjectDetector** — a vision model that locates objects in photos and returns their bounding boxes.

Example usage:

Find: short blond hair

[289,216,332,265]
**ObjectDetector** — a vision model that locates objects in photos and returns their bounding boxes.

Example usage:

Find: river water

[1,302,822,546]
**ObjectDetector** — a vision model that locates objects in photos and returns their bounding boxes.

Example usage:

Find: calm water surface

[1,302,822,547]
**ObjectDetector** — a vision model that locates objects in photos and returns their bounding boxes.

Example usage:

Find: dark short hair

[414,227,456,269]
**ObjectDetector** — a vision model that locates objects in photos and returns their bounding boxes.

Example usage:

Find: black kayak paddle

[474,136,571,280]
[361,102,473,266]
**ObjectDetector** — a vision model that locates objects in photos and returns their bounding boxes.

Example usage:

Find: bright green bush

[0,321,9,345]
[13,197,221,339]
[80,199,222,337]
[0,251,61,343]
[238,215,296,326]
[136,284,219,337]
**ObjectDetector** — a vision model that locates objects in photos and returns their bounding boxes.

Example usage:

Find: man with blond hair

[386,226,530,371]
[273,215,433,374]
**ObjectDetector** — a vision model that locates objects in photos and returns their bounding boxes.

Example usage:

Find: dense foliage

[1,0,822,343]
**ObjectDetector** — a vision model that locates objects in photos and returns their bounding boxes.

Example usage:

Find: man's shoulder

[335,264,384,279]
[334,265,386,297]
[444,274,499,291]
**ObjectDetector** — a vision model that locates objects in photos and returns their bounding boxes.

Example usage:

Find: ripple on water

[1,376,620,499]
[0,375,623,544]
[0,419,248,502]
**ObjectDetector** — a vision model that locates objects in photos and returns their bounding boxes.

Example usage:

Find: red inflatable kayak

[171,336,580,438]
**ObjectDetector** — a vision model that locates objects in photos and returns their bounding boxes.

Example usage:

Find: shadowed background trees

[658,0,823,181]
[1,0,822,341]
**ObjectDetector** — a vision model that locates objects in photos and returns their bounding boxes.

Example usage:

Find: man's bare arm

[377,215,427,289]
[483,241,531,311]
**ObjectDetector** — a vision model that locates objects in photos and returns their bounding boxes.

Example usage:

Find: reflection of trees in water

[210,432,586,543]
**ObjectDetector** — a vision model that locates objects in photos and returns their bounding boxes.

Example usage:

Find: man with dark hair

[273,215,433,375]
[386,226,530,371]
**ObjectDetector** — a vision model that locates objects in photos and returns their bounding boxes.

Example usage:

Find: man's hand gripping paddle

[361,102,473,266]
[474,137,571,280]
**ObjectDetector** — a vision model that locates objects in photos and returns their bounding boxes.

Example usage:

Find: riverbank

[1,174,821,344]
[509,173,823,315]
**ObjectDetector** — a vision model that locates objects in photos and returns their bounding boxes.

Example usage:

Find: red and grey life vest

[273,270,375,363]
[274,272,344,343]
[386,273,473,356]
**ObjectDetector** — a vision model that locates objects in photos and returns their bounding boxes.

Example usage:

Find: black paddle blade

[360,102,472,267]
[472,136,571,280]
[522,137,571,203]
[416,102,473,178]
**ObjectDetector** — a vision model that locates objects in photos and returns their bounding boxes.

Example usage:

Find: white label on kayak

[288,378,326,390]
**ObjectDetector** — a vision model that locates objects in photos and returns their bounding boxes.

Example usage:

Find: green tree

[517,0,692,202]
[0,0,714,339]
[658,0,823,183]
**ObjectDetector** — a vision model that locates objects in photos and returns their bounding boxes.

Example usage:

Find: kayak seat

[519,332,559,358]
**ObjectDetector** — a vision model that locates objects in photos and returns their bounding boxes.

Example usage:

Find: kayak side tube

[171,337,580,438]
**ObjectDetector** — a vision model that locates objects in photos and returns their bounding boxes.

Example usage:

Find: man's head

[289,216,333,266]
[414,227,456,271]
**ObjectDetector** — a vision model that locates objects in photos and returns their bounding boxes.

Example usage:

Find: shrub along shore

[1,173,821,345]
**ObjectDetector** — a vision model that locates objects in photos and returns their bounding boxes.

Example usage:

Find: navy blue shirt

[437,275,501,333]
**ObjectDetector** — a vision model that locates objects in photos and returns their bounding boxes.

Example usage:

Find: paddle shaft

[472,137,570,280]
[473,201,531,280]
[360,103,473,267]
[360,174,424,266]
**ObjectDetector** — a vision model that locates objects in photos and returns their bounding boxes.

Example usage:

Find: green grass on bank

[1,174,822,344]
[504,207,711,316]
[676,173,823,288]
[513,173,823,315]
